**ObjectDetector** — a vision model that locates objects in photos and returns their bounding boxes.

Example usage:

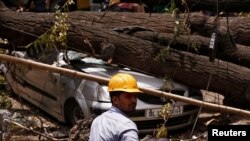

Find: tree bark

[132,31,250,68]
[69,11,250,47]
[1,11,250,46]
[1,10,250,107]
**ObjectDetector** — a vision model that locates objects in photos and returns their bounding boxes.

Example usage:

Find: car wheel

[65,99,84,126]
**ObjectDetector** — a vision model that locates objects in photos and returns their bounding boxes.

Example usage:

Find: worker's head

[108,73,142,113]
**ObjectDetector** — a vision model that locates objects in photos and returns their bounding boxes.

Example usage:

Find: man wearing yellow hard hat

[89,73,142,141]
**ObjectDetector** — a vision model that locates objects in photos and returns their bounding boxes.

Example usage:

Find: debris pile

[68,115,95,141]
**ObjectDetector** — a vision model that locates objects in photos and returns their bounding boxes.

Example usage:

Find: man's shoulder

[106,110,137,128]
[93,108,137,128]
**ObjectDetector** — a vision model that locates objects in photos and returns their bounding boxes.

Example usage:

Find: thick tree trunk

[1,11,250,46]
[1,10,250,107]
[132,31,250,68]
[70,11,250,47]
[2,11,250,67]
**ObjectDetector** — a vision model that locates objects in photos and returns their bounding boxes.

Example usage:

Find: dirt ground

[1,89,250,141]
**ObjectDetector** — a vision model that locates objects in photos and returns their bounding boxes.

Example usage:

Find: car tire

[64,99,84,126]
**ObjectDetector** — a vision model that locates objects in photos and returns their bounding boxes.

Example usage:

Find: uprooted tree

[0,4,250,108]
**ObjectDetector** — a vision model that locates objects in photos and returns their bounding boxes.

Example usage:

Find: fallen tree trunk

[1,10,250,107]
[1,11,250,46]
[132,31,250,68]
[1,10,250,68]
[51,11,250,47]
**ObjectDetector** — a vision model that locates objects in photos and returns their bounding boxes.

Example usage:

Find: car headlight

[97,86,110,102]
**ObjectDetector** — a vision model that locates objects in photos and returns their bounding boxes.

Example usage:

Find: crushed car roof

[66,53,187,90]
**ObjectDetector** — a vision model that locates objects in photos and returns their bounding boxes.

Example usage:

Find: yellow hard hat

[108,73,142,93]
[109,0,120,6]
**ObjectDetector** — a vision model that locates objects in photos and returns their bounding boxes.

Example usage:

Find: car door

[40,72,62,118]
[10,62,47,107]
[10,51,60,111]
